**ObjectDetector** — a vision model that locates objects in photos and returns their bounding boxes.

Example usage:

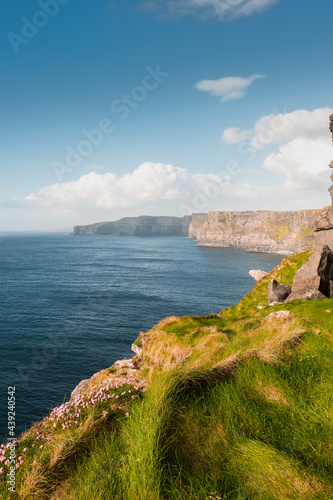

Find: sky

[1,0,333,231]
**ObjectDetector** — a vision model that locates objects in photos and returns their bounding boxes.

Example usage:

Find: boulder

[249,270,268,281]
[317,245,333,281]
[286,245,333,301]
[314,207,333,231]
[303,290,326,301]
[286,251,322,302]
[268,279,292,305]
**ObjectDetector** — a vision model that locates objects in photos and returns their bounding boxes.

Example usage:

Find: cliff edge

[190,209,323,253]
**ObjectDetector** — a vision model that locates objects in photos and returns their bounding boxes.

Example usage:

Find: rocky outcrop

[192,210,322,253]
[249,270,268,281]
[268,279,291,304]
[285,249,327,302]
[73,215,192,237]
[70,358,144,402]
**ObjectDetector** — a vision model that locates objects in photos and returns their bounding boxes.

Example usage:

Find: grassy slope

[1,252,333,499]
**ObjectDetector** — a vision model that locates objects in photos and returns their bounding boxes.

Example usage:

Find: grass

[1,251,333,499]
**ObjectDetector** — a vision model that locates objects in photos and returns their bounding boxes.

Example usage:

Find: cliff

[187,212,209,239]
[73,215,192,237]
[190,209,324,253]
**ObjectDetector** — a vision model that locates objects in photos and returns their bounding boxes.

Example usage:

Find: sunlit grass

[1,250,333,499]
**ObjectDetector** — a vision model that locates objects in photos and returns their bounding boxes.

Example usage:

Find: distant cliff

[73,210,324,253]
[189,210,324,253]
[73,215,192,237]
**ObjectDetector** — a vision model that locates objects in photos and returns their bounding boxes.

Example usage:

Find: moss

[265,221,291,242]
[133,337,143,348]
[296,226,314,241]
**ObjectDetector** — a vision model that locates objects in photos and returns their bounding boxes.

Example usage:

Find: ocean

[0,233,283,442]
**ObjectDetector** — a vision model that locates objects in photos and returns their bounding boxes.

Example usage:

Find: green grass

[1,251,333,499]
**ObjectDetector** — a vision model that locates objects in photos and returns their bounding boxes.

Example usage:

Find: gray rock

[268,310,290,319]
[70,378,92,401]
[268,279,292,305]
[249,270,268,281]
[303,290,326,300]
[314,207,333,231]
[317,245,333,281]
[286,246,333,301]
[286,251,322,302]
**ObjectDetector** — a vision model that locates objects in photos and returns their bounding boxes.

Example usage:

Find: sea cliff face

[74,209,324,253]
[187,213,209,239]
[73,215,192,237]
[190,209,323,253]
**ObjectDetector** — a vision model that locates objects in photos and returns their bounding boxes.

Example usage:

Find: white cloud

[141,0,279,21]
[3,123,333,231]
[263,137,332,191]
[6,162,234,212]
[221,107,333,198]
[222,127,252,143]
[196,74,264,102]
[222,107,333,147]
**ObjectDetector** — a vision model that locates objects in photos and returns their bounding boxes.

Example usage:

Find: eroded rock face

[192,210,322,253]
[188,213,209,239]
[317,245,333,296]
[286,251,322,302]
[313,207,333,231]
[268,279,292,304]
[286,246,333,302]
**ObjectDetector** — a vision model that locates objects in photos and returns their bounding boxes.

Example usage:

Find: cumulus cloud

[6,163,235,212]
[3,130,333,231]
[196,74,264,102]
[222,127,252,143]
[222,107,333,197]
[222,107,333,147]
[140,0,279,21]
[264,138,332,191]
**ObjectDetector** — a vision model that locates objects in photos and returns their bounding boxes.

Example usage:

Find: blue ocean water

[0,233,283,442]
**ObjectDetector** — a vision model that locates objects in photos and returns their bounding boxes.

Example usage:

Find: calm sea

[0,233,283,441]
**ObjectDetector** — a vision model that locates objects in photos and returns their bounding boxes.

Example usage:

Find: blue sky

[1,0,333,230]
